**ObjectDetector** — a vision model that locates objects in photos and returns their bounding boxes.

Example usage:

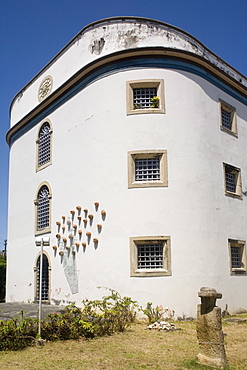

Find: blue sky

[0,0,247,249]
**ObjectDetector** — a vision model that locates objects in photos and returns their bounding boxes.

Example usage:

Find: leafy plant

[0,289,138,350]
[0,311,37,350]
[81,287,138,335]
[0,255,6,302]
[150,96,159,108]
[41,304,95,341]
[141,302,165,323]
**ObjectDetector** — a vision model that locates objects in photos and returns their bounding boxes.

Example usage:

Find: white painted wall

[7,63,247,316]
[10,18,246,127]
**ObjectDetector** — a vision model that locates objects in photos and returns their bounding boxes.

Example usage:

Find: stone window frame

[34,181,52,235]
[130,236,171,277]
[228,239,247,275]
[128,150,168,189]
[126,79,165,115]
[219,100,237,137]
[36,119,53,172]
[223,163,242,199]
[33,251,51,303]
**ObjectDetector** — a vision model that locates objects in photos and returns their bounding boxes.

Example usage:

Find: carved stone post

[196,287,228,369]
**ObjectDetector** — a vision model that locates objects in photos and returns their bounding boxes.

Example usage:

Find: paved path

[0,302,65,321]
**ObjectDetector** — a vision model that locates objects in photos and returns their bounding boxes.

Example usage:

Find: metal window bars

[137,244,163,269]
[133,87,157,109]
[135,158,160,181]
[221,108,232,130]
[225,171,237,193]
[38,123,51,167]
[37,186,49,229]
[36,254,49,301]
[231,246,241,268]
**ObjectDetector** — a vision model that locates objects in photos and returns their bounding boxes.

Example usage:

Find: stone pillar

[196,287,228,369]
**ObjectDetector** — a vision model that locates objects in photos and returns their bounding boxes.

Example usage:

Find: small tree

[0,255,6,302]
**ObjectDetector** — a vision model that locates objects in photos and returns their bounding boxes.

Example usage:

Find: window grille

[133,87,157,109]
[225,170,237,193]
[36,254,49,301]
[37,186,49,229]
[135,158,160,181]
[137,243,163,269]
[38,122,51,167]
[231,246,241,269]
[221,108,232,130]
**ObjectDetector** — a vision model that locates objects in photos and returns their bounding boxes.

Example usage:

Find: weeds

[140,302,173,324]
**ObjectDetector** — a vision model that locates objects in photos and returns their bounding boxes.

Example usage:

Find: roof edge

[9,16,247,115]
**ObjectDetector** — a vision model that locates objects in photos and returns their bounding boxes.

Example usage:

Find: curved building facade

[6,17,247,317]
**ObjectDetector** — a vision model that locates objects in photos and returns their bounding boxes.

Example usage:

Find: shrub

[81,287,138,336]
[0,311,37,350]
[0,288,138,350]
[0,255,6,302]
[41,304,95,341]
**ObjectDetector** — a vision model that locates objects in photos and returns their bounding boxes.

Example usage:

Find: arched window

[36,120,52,171]
[35,253,50,302]
[34,183,52,234]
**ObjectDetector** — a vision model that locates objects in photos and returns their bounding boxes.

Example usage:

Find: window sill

[127,107,165,115]
[36,161,52,172]
[131,268,171,277]
[225,191,242,200]
[220,126,238,138]
[129,181,168,189]
[230,270,247,275]
[35,228,51,236]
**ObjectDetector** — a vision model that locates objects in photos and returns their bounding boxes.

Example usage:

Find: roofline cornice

[9,16,246,114]
[6,47,247,146]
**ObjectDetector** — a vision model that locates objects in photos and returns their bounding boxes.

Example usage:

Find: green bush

[0,311,38,350]
[41,304,95,341]
[81,287,138,336]
[0,288,138,350]
[0,255,6,302]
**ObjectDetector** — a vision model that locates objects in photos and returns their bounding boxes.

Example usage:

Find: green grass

[0,319,246,369]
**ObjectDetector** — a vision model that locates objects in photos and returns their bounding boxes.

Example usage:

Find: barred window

[128,150,168,188]
[228,239,247,274]
[135,158,160,181]
[37,185,50,230]
[224,163,242,198]
[221,108,231,130]
[130,236,171,277]
[36,254,49,301]
[137,243,163,269]
[133,87,157,109]
[38,122,51,167]
[231,246,241,269]
[220,101,237,136]
[126,79,165,115]
[225,170,237,193]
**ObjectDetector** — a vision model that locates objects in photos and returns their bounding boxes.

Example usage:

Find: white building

[6,17,247,317]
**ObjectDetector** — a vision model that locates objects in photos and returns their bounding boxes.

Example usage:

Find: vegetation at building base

[0,310,37,351]
[0,255,6,302]
[0,288,138,350]
[0,316,246,369]
[0,288,246,369]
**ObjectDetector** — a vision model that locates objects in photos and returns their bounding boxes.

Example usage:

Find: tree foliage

[0,255,6,302]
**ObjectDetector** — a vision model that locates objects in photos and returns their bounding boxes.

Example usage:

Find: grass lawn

[0,317,246,369]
